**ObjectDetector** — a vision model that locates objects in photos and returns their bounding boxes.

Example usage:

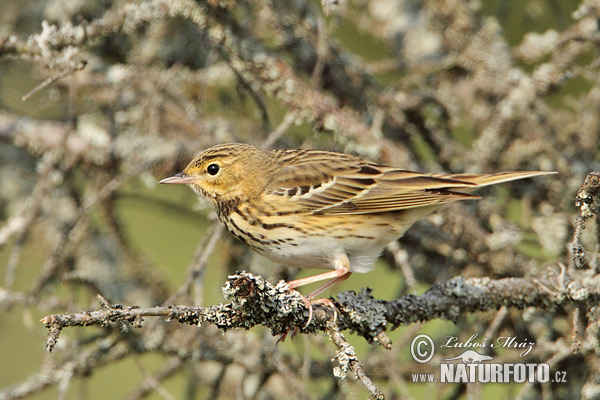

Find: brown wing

[265,149,512,215]
[315,171,555,215]
[303,174,480,215]
[266,149,555,215]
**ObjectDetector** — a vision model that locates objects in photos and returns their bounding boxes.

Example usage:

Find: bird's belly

[224,211,412,273]
[258,234,387,272]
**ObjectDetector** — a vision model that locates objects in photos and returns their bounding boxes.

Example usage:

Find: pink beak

[159,172,196,185]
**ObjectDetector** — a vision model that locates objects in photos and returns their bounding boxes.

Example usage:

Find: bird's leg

[306,271,351,299]
[285,254,351,328]
[286,253,352,296]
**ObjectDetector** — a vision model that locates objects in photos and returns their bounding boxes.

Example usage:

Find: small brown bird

[160,143,552,303]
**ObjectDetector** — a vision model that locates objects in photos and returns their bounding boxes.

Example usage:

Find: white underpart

[256,214,402,274]
[254,206,433,274]
[258,234,384,273]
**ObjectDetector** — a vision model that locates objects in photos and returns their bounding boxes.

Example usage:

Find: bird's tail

[435,171,556,188]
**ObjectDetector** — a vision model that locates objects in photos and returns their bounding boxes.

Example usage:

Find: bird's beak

[159,172,196,185]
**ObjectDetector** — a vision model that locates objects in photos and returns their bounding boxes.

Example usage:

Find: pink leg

[287,269,352,294]
[307,272,351,299]
[287,253,352,297]
[285,254,351,328]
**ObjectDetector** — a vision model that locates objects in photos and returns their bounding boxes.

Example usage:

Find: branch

[573,172,600,269]
[41,265,598,352]
[327,322,384,400]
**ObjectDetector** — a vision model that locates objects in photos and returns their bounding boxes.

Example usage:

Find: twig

[573,172,600,268]
[515,341,572,400]
[262,111,298,149]
[309,15,327,87]
[482,306,509,344]
[130,357,179,400]
[229,66,271,133]
[386,241,417,292]
[22,59,87,101]
[327,322,384,400]
[167,220,225,304]
[206,362,230,400]
[0,152,58,249]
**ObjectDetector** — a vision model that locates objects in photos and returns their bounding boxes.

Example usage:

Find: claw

[277,326,300,344]
[277,296,338,343]
[276,329,289,345]
[311,297,338,323]
[290,326,299,340]
[298,292,314,329]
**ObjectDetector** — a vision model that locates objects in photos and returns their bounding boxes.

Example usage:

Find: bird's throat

[215,197,242,220]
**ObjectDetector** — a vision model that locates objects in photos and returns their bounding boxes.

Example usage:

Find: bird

[159,143,553,317]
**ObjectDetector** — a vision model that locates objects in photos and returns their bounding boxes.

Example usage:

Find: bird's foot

[309,297,338,324]
[276,295,338,344]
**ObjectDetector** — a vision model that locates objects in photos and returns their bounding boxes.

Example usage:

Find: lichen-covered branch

[41,264,597,350]
[327,322,385,400]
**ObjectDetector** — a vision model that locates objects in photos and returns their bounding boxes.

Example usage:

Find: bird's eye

[207,163,220,176]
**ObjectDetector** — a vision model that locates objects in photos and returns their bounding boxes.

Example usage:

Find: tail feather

[436,171,556,188]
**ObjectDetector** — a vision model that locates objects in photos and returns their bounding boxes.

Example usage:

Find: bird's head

[159,143,275,203]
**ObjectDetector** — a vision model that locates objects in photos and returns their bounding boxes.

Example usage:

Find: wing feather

[312,190,480,215]
[265,149,553,215]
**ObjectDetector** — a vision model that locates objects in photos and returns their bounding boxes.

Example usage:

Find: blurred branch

[573,172,600,269]
[0,336,128,400]
[0,0,412,162]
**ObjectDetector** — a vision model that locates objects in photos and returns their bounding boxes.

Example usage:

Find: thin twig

[327,322,384,400]
[130,357,179,400]
[262,111,298,149]
[167,220,224,304]
[22,60,87,102]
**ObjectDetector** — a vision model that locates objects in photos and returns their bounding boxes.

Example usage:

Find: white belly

[224,207,437,273]
[256,234,388,273]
